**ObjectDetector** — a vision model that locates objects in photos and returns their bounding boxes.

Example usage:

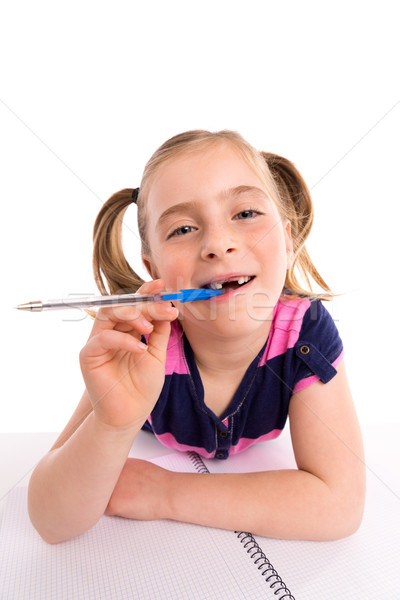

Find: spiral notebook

[1,444,400,599]
[0,450,294,600]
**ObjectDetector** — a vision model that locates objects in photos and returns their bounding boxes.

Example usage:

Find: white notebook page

[153,448,400,599]
[0,486,282,600]
[1,444,399,599]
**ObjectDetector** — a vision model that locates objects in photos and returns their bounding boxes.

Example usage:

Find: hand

[79,279,179,430]
[105,457,172,520]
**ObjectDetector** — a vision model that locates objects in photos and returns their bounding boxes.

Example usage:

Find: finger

[136,278,166,295]
[94,302,178,330]
[112,308,176,334]
[81,329,148,364]
[134,278,178,321]
[89,280,174,334]
[146,319,175,364]
[89,279,165,332]
[138,302,179,324]
[87,307,160,341]
[88,305,146,338]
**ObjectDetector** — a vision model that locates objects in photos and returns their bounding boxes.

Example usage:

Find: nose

[200,227,237,261]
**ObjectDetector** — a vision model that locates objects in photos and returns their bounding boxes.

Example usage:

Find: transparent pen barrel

[42,294,163,310]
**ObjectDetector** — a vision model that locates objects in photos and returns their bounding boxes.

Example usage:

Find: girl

[28,130,365,544]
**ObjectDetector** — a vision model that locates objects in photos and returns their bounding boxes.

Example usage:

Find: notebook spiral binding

[235,532,295,599]
[187,451,210,474]
[187,452,295,599]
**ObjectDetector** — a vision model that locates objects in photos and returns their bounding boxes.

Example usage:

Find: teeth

[208,276,251,290]
[210,282,223,290]
[237,276,250,285]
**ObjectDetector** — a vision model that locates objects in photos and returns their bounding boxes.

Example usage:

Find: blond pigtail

[262,152,333,300]
[92,189,145,295]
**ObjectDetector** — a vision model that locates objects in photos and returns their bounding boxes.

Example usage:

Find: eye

[235,208,262,220]
[168,224,196,238]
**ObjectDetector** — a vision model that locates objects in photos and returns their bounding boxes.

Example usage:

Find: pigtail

[262,152,332,299]
[92,189,145,295]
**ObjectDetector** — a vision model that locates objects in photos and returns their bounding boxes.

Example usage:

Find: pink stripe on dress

[154,431,215,459]
[160,321,190,375]
[230,429,283,454]
[261,297,311,365]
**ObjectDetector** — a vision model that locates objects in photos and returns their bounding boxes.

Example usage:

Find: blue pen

[15,288,223,312]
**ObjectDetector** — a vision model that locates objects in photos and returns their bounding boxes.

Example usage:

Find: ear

[142,254,160,280]
[284,220,294,269]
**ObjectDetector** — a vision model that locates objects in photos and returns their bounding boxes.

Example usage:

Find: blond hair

[93,130,332,300]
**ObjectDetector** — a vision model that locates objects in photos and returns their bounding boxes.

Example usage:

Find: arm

[28,279,179,544]
[107,362,366,541]
[28,392,141,544]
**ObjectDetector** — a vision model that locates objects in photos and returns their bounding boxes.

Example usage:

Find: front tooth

[237,276,251,285]
[210,282,223,290]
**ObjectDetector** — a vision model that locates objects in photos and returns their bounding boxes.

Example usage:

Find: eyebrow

[156,185,270,229]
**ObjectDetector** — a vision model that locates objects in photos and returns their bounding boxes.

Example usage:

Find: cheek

[258,234,289,287]
[153,249,192,287]
[257,228,287,260]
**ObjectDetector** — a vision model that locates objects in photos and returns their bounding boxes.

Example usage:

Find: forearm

[166,468,363,541]
[28,413,140,543]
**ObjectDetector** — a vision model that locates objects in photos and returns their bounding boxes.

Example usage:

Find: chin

[208,312,271,340]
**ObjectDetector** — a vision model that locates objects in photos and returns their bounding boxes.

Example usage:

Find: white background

[1,1,399,432]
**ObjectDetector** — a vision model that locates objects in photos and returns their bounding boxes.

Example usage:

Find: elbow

[28,506,94,545]
[328,506,364,540]
[37,531,67,545]
[27,489,78,545]
[28,504,67,545]
[341,494,366,539]
[345,492,366,537]
[324,478,366,541]
[28,514,64,545]
[302,466,366,541]
[340,470,366,539]
[311,499,364,542]
[28,511,82,545]
[28,502,105,545]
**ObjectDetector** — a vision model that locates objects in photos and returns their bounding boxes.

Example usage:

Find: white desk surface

[1,423,399,526]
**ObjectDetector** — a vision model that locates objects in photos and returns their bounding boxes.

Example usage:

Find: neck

[180,318,271,376]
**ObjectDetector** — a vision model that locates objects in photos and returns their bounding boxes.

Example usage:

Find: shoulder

[290,298,344,392]
[297,298,343,359]
[273,295,341,349]
[265,296,313,361]
[265,295,343,390]
[274,295,313,330]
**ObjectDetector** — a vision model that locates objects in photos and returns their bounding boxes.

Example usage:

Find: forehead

[147,142,268,212]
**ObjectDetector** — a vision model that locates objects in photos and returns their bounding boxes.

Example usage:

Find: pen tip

[15,301,42,312]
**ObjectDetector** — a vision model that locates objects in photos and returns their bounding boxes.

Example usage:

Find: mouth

[201,275,255,293]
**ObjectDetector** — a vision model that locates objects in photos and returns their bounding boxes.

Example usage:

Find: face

[142,143,293,339]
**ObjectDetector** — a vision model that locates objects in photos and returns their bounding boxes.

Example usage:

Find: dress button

[300,345,310,355]
[216,452,226,459]
[219,431,228,438]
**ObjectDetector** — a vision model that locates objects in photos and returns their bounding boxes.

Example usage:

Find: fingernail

[165,305,177,313]
[137,341,148,351]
